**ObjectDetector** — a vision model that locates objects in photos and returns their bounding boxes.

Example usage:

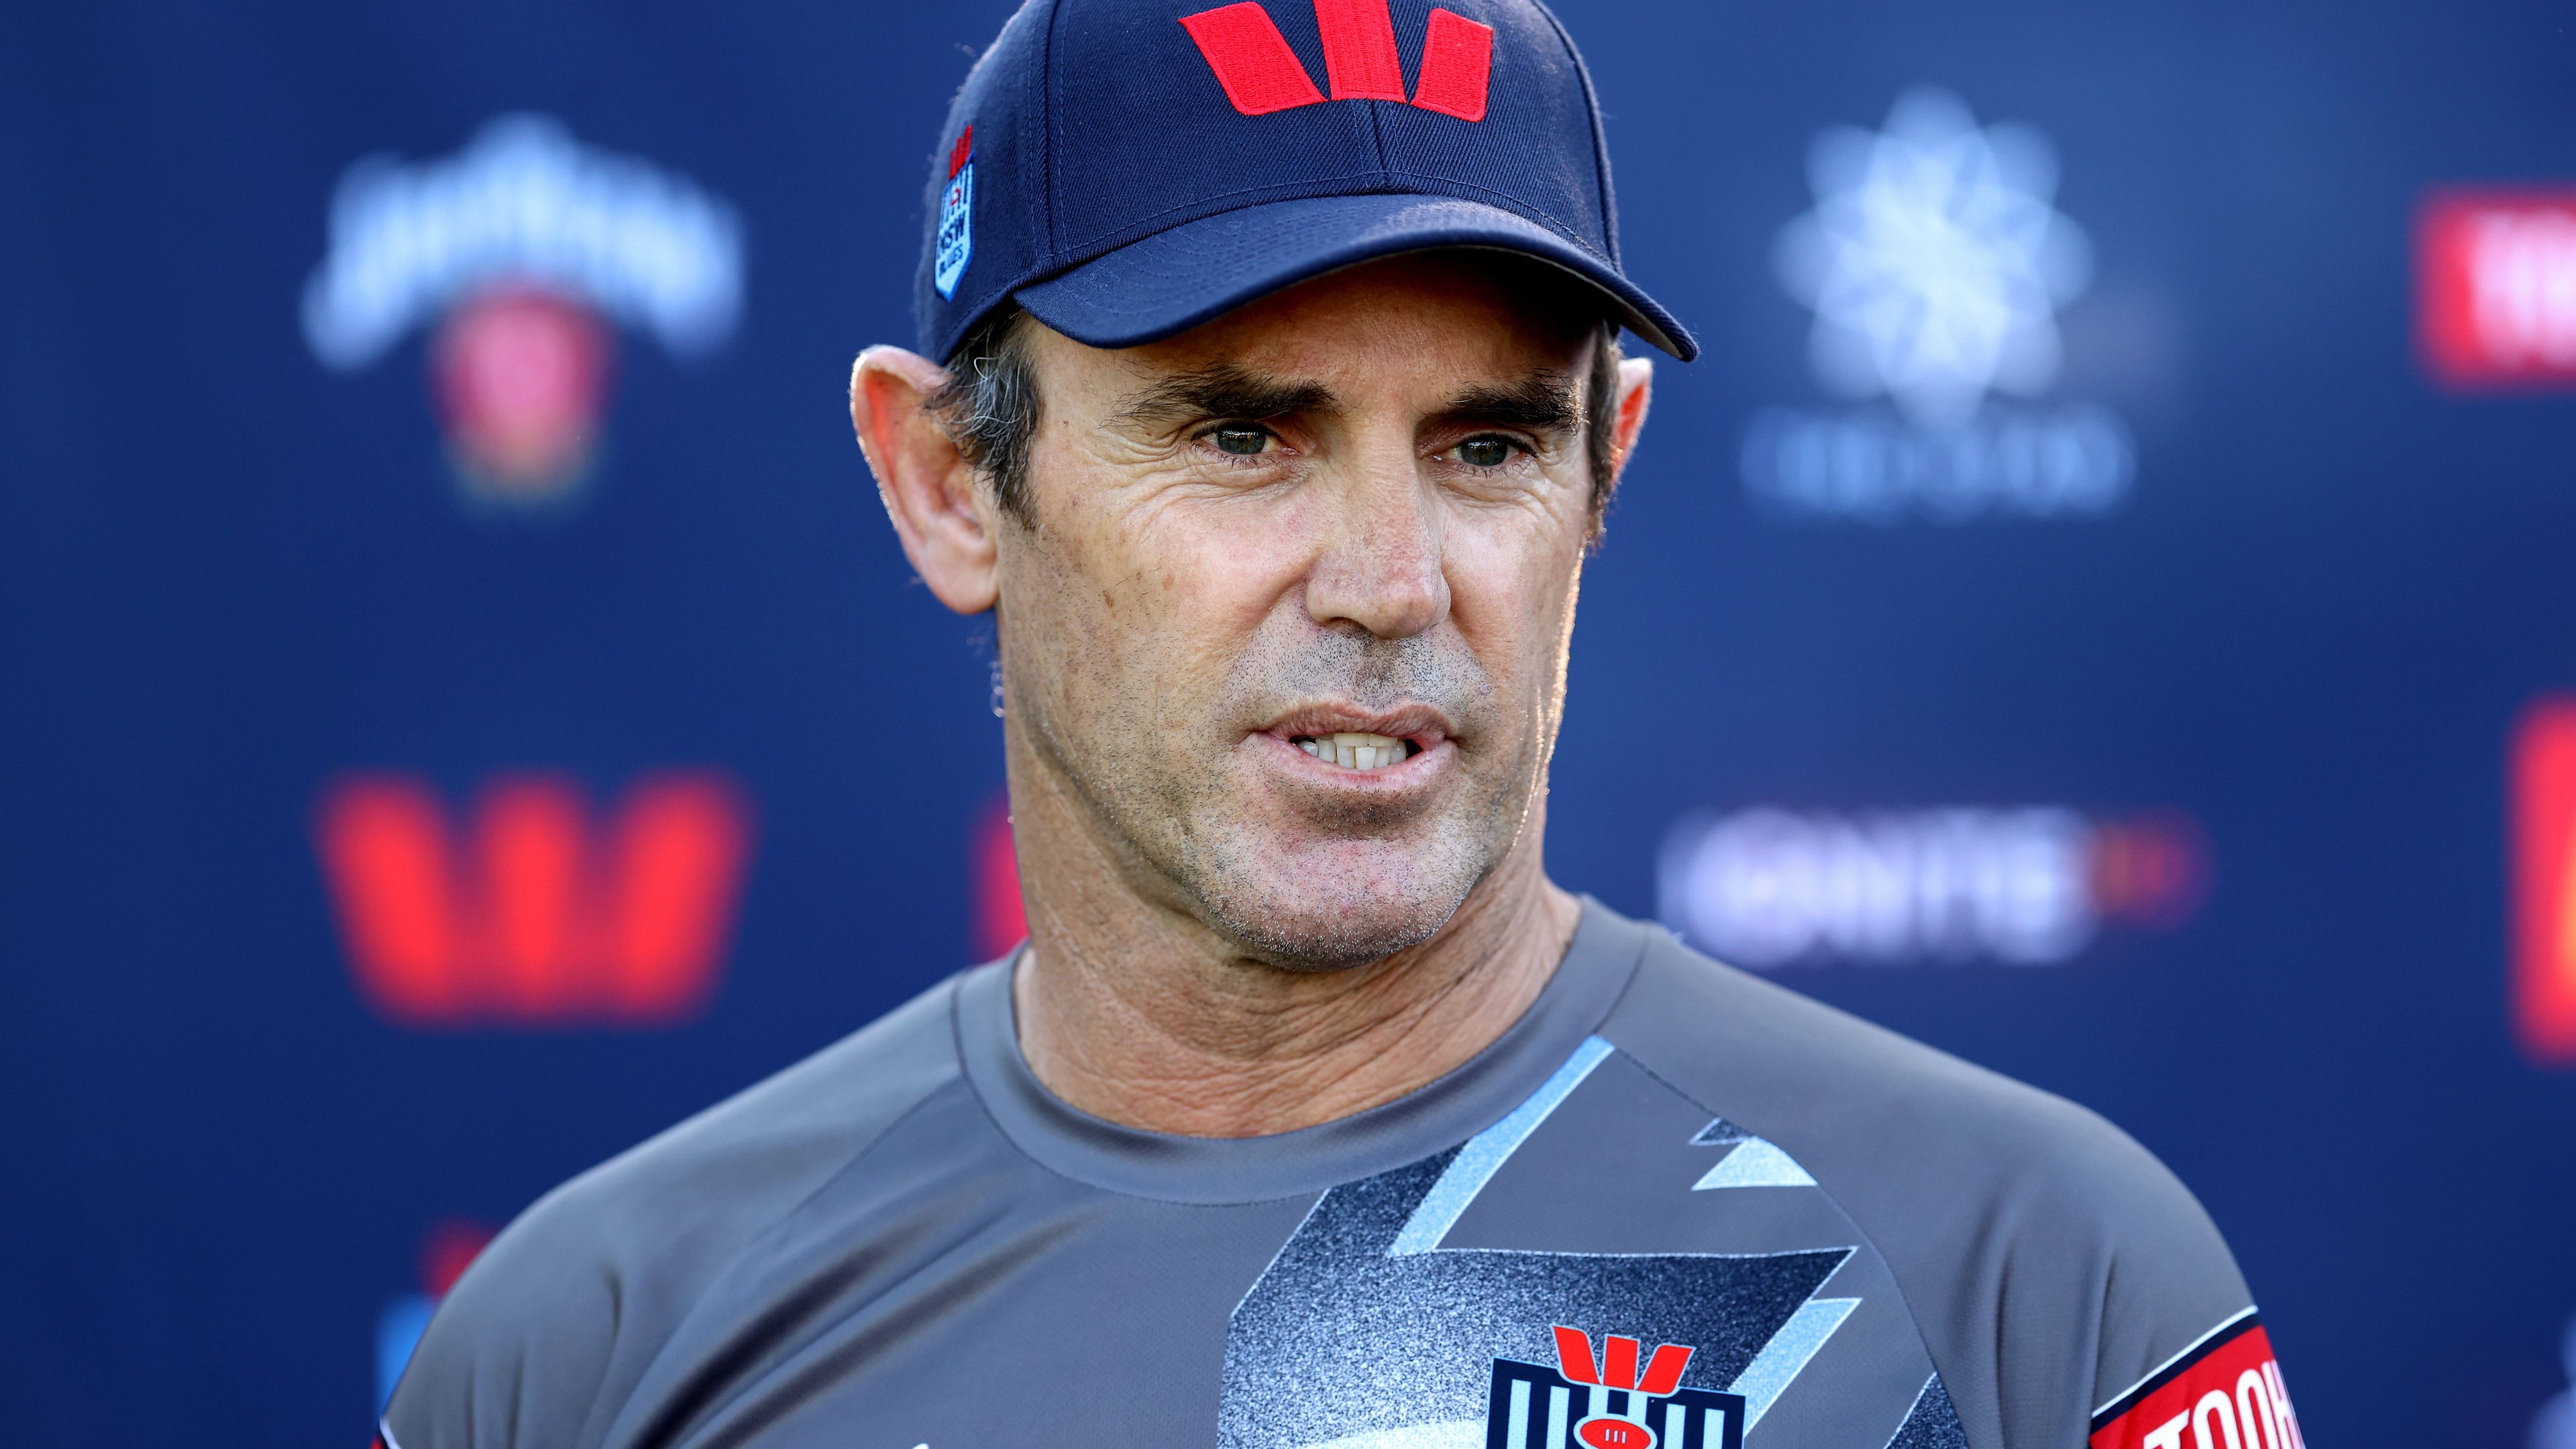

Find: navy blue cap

[914,0,1697,363]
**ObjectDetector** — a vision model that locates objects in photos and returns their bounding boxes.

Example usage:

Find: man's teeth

[1295,732,1411,770]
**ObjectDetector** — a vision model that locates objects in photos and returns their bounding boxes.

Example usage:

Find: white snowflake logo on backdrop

[1775,88,2092,429]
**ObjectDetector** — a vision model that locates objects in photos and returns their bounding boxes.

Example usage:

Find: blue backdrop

[5,1,2574,1444]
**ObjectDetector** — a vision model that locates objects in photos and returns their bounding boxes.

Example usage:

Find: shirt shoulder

[382,971,972,1449]
[1596,914,2254,1449]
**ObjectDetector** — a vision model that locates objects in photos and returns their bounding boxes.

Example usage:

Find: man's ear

[1607,356,1653,484]
[850,345,1001,615]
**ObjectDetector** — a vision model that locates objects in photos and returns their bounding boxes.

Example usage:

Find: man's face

[997,255,1607,971]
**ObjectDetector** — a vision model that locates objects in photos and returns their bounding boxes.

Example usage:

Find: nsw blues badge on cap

[933,127,975,301]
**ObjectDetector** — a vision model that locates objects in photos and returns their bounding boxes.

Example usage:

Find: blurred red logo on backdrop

[431,288,614,501]
[971,792,1027,960]
[315,771,753,1028]
[303,115,743,511]
[2417,190,2576,387]
[2511,698,2576,1064]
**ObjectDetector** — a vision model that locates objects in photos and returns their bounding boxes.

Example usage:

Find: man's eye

[1212,425,1269,456]
[1458,436,1517,468]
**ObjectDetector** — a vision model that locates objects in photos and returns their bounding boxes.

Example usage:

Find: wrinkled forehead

[1041,250,1607,406]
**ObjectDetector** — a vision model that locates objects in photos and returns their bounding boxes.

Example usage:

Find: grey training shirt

[384,900,2296,1449]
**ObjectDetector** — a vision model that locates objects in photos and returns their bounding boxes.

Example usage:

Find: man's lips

[1254,705,1454,776]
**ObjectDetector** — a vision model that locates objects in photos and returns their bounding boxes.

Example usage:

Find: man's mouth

[1288,732,1422,771]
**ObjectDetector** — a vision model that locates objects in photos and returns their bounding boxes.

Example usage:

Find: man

[384,0,2299,1446]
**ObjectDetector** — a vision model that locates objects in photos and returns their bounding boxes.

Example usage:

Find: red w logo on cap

[1181,0,1493,121]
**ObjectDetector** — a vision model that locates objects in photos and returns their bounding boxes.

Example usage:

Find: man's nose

[1303,467,1450,640]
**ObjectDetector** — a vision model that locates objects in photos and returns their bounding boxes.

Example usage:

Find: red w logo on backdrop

[316,772,753,1028]
[1181,0,1493,120]
[971,792,1029,961]
[2417,190,2576,388]
[2512,698,2576,1064]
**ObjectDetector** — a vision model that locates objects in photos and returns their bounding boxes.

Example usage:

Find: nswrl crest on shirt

[1486,1328,1746,1449]
[1216,1145,1840,1449]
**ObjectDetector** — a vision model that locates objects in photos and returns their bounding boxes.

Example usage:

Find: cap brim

[1013,194,1697,362]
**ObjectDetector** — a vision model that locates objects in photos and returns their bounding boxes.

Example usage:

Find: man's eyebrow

[1108,364,1338,429]
[1438,370,1585,432]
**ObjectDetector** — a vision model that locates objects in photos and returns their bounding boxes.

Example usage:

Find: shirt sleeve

[2085,1307,2304,1449]
[2059,1136,2304,1449]
[376,977,967,1449]
[378,1188,626,1449]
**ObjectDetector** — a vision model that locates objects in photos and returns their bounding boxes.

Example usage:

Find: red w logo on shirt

[315,771,752,1028]
[1551,1326,1695,1399]
[1181,0,1493,120]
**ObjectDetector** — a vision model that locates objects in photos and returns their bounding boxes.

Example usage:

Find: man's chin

[1190,860,1481,973]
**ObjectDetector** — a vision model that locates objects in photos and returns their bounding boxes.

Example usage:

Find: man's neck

[1006,772,1580,1138]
